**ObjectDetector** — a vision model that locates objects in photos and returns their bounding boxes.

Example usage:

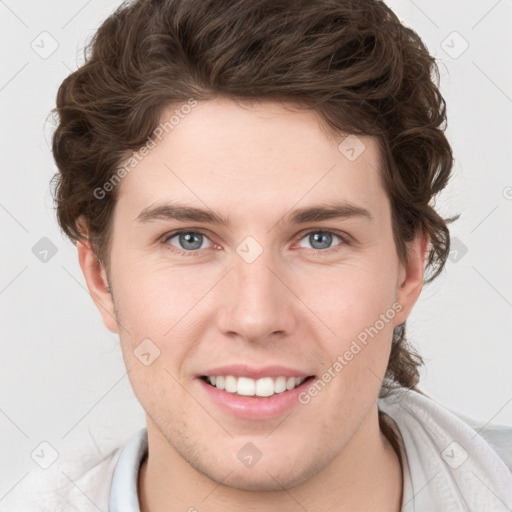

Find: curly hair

[50,0,457,396]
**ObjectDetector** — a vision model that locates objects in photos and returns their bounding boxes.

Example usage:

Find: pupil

[181,232,202,250]
[311,232,331,249]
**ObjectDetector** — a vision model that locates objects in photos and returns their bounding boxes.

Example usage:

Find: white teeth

[237,376,256,396]
[225,375,237,393]
[274,376,287,393]
[205,375,307,397]
[215,375,225,390]
[256,377,274,397]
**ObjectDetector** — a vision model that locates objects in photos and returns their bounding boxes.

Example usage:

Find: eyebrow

[135,200,373,226]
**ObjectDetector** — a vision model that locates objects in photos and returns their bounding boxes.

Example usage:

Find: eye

[162,228,348,256]
[296,230,346,251]
[163,230,213,254]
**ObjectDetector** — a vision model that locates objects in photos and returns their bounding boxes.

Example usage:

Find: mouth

[196,365,317,419]
[200,374,315,398]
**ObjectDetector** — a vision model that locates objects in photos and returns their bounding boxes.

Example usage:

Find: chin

[192,451,320,493]
[216,466,308,492]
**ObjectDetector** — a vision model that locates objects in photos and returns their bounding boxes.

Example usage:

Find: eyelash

[161,229,350,257]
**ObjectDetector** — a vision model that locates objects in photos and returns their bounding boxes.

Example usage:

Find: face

[80,97,425,491]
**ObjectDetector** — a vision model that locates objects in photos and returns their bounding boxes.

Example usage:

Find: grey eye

[168,232,207,251]
[297,231,343,250]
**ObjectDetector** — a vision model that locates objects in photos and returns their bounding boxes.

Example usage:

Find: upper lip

[199,364,313,379]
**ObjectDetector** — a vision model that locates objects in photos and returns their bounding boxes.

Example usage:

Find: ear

[77,237,119,334]
[393,232,430,326]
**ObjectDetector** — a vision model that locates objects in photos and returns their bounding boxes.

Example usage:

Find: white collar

[109,426,147,512]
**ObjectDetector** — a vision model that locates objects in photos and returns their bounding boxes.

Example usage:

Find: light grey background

[1,0,511,503]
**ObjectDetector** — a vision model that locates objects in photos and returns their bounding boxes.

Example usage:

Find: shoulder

[2,442,123,511]
[449,408,512,473]
[379,386,512,474]
[70,446,123,508]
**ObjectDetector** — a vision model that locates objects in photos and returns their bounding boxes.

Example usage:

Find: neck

[138,405,403,512]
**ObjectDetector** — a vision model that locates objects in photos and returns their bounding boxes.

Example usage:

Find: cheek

[111,255,213,337]
[292,252,400,390]
[110,262,206,410]
[295,255,400,338]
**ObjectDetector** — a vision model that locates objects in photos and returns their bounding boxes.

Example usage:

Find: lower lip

[197,377,314,420]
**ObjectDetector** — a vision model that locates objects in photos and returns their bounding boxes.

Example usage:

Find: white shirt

[6,387,512,511]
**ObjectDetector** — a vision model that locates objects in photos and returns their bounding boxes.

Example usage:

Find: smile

[201,375,310,397]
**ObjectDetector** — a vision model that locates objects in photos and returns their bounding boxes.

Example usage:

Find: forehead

[114,98,387,225]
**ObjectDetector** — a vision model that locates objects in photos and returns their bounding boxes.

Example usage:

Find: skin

[78,97,428,512]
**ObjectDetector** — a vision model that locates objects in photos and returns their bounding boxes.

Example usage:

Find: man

[31,0,512,510]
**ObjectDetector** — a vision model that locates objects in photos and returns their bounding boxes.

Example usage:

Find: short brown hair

[51,0,457,395]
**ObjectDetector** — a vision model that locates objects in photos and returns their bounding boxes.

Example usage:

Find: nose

[215,245,298,344]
